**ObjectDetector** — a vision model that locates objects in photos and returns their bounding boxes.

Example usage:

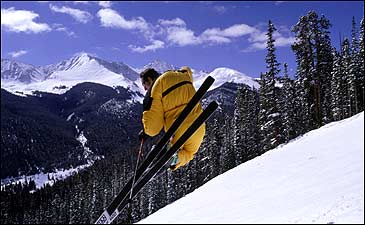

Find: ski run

[138,112,364,224]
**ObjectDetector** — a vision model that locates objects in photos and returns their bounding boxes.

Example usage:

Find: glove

[138,129,150,141]
[168,152,179,171]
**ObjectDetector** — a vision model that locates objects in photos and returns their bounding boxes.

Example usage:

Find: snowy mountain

[194,67,259,91]
[140,59,178,74]
[139,112,364,224]
[1,54,259,100]
[139,64,259,92]
[1,59,47,83]
[1,53,142,97]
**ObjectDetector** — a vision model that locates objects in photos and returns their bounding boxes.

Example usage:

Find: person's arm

[142,78,164,137]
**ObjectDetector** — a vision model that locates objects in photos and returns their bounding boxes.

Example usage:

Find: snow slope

[138,112,364,224]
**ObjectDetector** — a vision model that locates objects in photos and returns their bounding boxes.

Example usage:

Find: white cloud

[244,29,295,52]
[201,24,257,44]
[213,6,227,14]
[247,31,267,47]
[275,36,295,47]
[164,23,258,46]
[129,40,165,53]
[245,42,267,52]
[94,8,294,53]
[159,18,295,51]
[9,50,28,58]
[71,1,90,4]
[99,1,112,8]
[1,7,51,33]
[52,23,76,37]
[275,1,285,5]
[159,18,186,27]
[222,24,257,37]
[97,8,148,31]
[49,4,92,24]
[202,35,231,44]
[166,26,201,46]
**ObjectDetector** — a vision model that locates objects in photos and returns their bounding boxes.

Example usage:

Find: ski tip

[206,76,215,84]
[95,211,111,224]
[210,100,219,109]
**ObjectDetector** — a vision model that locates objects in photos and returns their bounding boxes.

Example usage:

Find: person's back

[141,67,206,170]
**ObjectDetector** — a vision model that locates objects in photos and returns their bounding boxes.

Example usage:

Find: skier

[95,73,216,224]
[139,67,206,171]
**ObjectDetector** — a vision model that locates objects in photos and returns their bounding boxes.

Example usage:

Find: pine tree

[233,85,246,165]
[195,135,211,185]
[146,178,158,215]
[331,48,345,121]
[245,86,261,159]
[221,114,236,172]
[341,38,352,118]
[348,16,361,115]
[259,20,283,152]
[292,13,315,132]
[210,118,223,178]
[281,63,297,142]
[292,11,333,129]
[359,18,365,111]
[317,14,334,124]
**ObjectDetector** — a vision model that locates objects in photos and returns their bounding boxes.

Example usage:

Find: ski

[95,76,215,224]
[115,101,218,215]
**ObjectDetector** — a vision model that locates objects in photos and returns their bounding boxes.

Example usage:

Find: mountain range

[1,53,259,99]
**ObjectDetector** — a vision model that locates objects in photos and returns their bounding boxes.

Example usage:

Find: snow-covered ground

[0,163,93,191]
[138,112,364,224]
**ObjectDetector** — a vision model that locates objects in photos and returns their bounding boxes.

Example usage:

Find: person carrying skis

[139,67,206,171]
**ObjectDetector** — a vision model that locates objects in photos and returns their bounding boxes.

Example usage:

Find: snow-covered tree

[259,20,283,152]
[331,49,344,121]
[341,38,352,118]
[210,118,223,178]
[281,63,297,142]
[348,16,361,115]
[359,18,365,111]
[234,85,261,164]
[292,11,333,129]
[220,114,236,173]
[233,85,246,165]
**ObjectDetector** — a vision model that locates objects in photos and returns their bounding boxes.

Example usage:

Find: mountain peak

[209,67,259,89]
[143,59,177,74]
[53,52,95,72]
[72,52,94,60]
[1,59,46,83]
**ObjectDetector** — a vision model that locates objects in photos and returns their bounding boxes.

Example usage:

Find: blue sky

[1,1,364,78]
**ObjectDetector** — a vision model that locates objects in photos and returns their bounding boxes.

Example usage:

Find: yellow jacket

[142,67,206,170]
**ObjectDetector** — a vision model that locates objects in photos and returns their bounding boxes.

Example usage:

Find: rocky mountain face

[1,59,46,83]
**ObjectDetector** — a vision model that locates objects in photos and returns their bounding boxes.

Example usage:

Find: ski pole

[128,137,145,222]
